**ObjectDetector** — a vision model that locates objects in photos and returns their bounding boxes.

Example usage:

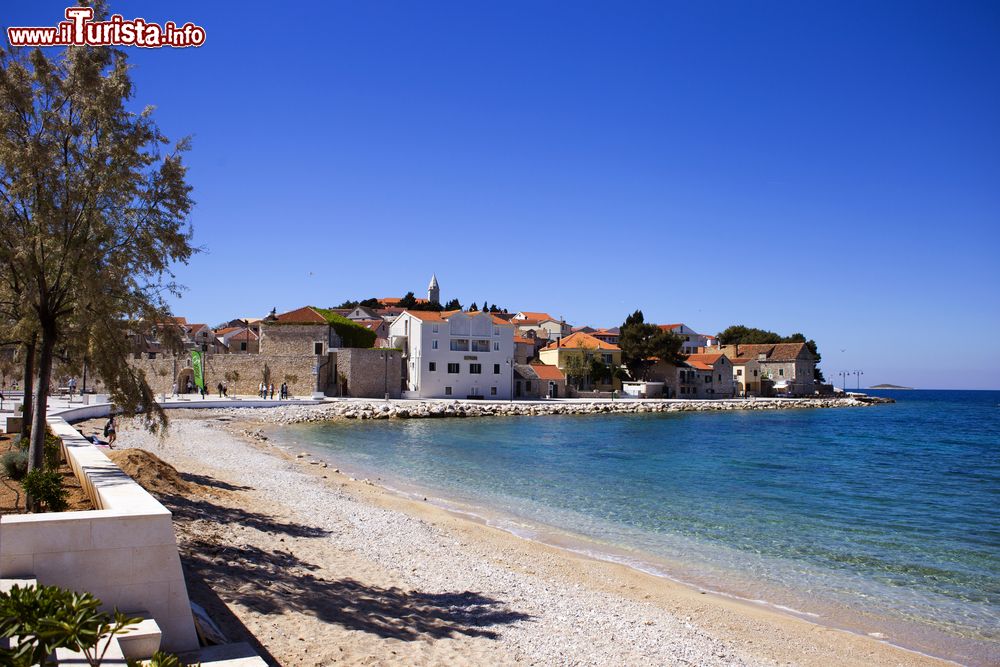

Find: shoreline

[87,408,959,666]
[268,420,980,667]
[206,394,893,425]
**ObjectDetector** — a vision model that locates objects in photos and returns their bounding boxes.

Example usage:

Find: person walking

[222,382,229,397]
[217,382,224,398]
[104,415,117,447]
[269,382,275,399]
[67,376,77,400]
[280,382,288,400]
[171,381,178,397]
[258,381,266,399]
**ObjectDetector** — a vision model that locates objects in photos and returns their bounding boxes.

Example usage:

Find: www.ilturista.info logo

[6,7,206,48]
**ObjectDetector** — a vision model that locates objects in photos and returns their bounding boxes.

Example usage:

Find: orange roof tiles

[274,306,327,324]
[542,331,620,351]
[684,353,727,371]
[518,312,557,322]
[530,363,566,381]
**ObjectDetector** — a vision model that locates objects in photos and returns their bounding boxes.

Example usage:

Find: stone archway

[177,367,195,394]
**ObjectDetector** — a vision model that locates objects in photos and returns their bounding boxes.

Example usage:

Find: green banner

[191,350,205,390]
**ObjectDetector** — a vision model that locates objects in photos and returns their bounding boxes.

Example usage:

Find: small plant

[22,469,67,512]
[44,429,63,469]
[0,584,141,667]
[130,651,185,667]
[2,450,29,481]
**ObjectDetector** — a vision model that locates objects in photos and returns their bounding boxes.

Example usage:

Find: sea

[268,390,1000,665]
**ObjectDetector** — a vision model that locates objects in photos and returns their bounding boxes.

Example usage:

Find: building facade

[390,310,515,399]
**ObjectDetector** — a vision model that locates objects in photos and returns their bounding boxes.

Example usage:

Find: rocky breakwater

[221,394,892,424]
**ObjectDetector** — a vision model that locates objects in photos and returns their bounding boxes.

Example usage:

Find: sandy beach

[79,408,952,666]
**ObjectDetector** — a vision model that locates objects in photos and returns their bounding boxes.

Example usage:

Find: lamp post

[506,358,513,403]
[853,370,863,390]
[838,370,848,391]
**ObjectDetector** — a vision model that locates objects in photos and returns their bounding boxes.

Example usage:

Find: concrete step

[115,614,162,661]
[55,635,126,666]
[178,642,269,667]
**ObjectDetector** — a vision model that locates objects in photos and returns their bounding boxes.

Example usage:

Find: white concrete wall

[393,312,514,399]
[0,403,199,652]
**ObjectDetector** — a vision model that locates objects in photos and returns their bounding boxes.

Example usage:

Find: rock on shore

[211,395,892,425]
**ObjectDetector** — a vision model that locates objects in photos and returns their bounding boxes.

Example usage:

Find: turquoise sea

[271,390,1000,665]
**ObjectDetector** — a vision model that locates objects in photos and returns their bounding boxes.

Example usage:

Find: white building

[389,309,515,399]
[659,323,717,354]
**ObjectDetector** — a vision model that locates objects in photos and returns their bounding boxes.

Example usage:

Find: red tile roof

[684,353,727,371]
[517,311,557,322]
[542,331,620,351]
[530,363,566,381]
[273,306,327,324]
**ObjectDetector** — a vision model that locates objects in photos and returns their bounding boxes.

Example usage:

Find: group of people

[258,381,290,400]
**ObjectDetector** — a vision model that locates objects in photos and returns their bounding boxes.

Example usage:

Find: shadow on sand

[160,493,531,642]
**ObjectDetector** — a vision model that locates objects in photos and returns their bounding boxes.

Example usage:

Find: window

[450,339,470,352]
[470,363,482,374]
[493,341,500,351]
[314,342,324,355]
[779,369,785,376]
[445,386,452,395]
[754,370,759,377]
[736,369,743,376]
[718,373,722,381]
[493,326,500,336]
[603,353,613,364]
[432,324,439,333]
[491,386,498,396]
[526,381,532,391]
[472,339,490,352]
[429,362,436,372]
[240,342,247,351]
[493,364,500,374]
[432,340,439,349]
[447,363,459,374]
[705,376,711,383]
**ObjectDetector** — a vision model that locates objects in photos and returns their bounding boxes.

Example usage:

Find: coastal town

[103,274,828,405]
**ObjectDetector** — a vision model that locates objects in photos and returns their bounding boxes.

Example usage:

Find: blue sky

[5,1,999,389]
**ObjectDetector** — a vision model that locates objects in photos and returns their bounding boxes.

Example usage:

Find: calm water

[273,390,1000,665]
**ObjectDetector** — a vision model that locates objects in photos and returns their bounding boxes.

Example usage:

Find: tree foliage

[618,310,683,380]
[0,36,196,481]
[443,298,461,311]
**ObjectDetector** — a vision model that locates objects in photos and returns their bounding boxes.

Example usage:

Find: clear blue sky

[6,1,1000,389]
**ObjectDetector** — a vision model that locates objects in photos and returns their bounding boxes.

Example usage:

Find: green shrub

[0,583,140,667]
[312,307,378,348]
[44,429,63,469]
[1,450,29,481]
[22,469,67,512]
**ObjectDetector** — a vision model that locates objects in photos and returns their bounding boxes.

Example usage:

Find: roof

[722,343,813,362]
[684,353,728,371]
[514,363,566,381]
[658,323,683,332]
[517,311,557,322]
[530,363,566,381]
[403,310,513,326]
[381,297,429,306]
[542,331,620,351]
[513,335,536,345]
[355,319,385,331]
[273,306,328,324]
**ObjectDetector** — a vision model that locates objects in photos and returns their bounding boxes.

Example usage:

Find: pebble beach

[76,403,953,667]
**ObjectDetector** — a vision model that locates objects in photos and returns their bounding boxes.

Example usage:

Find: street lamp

[506,358,514,403]
[838,370,849,391]
[853,370,863,391]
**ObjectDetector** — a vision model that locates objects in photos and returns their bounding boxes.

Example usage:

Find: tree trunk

[27,329,55,471]
[20,336,35,442]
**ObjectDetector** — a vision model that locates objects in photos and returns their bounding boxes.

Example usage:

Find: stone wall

[127,354,329,397]
[335,348,402,398]
[259,324,333,356]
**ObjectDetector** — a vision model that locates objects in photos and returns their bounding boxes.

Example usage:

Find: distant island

[869,383,914,390]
